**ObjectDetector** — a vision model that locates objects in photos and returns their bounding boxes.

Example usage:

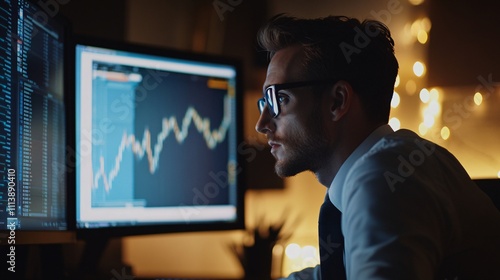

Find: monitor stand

[78,237,108,278]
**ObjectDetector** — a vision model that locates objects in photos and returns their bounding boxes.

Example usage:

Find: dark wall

[427,0,500,87]
[59,0,126,40]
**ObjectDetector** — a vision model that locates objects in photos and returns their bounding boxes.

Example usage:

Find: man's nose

[255,105,274,135]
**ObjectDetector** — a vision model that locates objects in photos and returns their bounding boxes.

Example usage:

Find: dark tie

[318,194,346,279]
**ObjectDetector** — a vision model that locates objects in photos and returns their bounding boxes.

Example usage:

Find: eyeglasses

[257,80,337,118]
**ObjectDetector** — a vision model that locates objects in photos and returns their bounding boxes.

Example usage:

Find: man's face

[255,45,332,177]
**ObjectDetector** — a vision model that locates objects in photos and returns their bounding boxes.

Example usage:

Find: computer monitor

[74,36,245,239]
[0,0,74,245]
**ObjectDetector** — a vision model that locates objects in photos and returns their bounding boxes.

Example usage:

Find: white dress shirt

[283,125,500,279]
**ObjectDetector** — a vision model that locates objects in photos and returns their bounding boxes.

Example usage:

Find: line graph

[85,63,235,208]
[93,95,231,193]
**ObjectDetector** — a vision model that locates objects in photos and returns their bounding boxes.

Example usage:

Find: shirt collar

[328,124,394,210]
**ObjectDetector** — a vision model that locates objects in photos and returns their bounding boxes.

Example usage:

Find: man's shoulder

[345,129,446,190]
[364,129,439,160]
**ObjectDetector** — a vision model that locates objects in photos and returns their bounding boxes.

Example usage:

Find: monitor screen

[0,0,74,244]
[74,37,244,237]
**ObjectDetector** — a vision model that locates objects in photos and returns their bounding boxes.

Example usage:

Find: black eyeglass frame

[257,79,338,118]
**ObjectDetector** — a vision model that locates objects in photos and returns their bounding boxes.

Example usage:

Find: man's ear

[328,80,354,121]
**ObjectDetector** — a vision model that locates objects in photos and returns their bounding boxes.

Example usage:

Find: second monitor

[74,37,244,238]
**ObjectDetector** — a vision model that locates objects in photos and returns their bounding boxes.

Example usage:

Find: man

[255,14,500,279]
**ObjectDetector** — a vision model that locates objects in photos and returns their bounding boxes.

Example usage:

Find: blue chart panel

[90,64,231,207]
[91,75,138,207]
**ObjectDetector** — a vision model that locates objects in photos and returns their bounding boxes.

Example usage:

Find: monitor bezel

[71,35,246,239]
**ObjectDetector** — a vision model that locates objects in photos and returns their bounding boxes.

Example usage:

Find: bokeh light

[441,126,450,140]
[474,92,483,106]
[389,117,401,130]
[285,243,301,259]
[409,0,425,6]
[391,91,400,108]
[419,88,430,103]
[413,61,425,77]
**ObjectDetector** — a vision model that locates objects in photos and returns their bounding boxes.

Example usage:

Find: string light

[420,88,430,103]
[474,92,483,106]
[389,117,401,130]
[421,17,432,32]
[423,114,435,128]
[427,100,441,115]
[408,0,425,6]
[411,20,421,36]
[283,243,320,276]
[417,30,428,44]
[413,61,426,77]
[391,91,400,108]
[441,126,450,140]
[285,243,301,259]
[430,88,440,101]
[419,123,428,135]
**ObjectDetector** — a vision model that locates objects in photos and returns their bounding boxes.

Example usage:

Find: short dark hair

[257,14,399,123]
